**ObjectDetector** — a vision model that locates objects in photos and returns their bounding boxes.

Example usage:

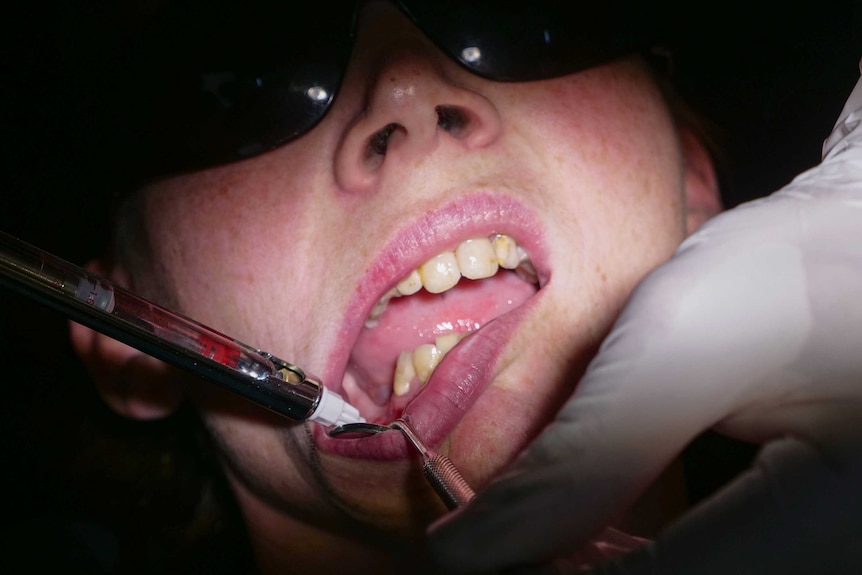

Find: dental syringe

[0,231,364,427]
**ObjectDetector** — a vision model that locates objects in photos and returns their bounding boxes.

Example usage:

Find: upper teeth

[365,233,534,327]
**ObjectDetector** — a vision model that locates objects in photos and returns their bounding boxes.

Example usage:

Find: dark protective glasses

[124,0,662,178]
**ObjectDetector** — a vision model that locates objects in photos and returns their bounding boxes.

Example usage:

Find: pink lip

[312,192,547,460]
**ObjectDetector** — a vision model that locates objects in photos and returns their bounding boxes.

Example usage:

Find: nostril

[435,105,470,137]
[356,105,484,175]
[364,122,405,170]
[368,123,399,157]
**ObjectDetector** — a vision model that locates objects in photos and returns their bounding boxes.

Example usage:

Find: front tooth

[396,269,422,296]
[393,351,417,396]
[412,343,442,384]
[419,252,460,294]
[455,237,499,280]
[492,234,521,269]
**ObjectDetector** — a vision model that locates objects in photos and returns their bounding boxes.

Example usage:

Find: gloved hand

[429,71,862,575]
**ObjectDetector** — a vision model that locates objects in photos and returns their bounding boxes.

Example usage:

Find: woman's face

[129,1,689,542]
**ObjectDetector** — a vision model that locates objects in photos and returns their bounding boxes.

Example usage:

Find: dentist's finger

[576,428,862,575]
[430,179,862,572]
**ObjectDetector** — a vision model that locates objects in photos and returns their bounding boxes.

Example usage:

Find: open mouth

[346,232,539,414]
[315,195,546,459]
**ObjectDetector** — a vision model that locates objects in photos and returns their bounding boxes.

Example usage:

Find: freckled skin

[118,3,696,572]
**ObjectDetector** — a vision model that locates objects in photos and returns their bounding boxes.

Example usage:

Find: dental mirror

[328,421,393,438]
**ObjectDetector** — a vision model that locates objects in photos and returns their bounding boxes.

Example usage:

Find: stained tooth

[492,234,520,269]
[412,343,442,384]
[365,288,398,328]
[396,269,422,296]
[455,237,499,280]
[393,351,416,396]
[419,252,461,294]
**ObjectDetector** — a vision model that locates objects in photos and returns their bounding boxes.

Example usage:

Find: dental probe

[0,231,364,427]
[329,420,476,510]
[390,419,476,510]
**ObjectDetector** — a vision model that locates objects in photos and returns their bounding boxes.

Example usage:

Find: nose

[333,25,502,192]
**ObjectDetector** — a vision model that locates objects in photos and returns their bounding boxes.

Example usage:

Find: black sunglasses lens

[128,0,355,176]
[402,0,649,81]
[127,1,654,179]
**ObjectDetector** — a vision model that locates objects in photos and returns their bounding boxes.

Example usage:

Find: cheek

[502,65,686,226]
[515,68,686,266]
[141,156,325,341]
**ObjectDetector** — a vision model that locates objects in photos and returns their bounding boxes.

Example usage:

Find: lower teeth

[393,332,468,396]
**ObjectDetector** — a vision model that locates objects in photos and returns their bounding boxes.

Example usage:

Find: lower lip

[312,299,535,460]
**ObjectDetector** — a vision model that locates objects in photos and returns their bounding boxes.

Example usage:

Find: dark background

[0,1,860,570]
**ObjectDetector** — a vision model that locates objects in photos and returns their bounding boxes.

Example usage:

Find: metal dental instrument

[330,419,476,510]
[0,231,364,427]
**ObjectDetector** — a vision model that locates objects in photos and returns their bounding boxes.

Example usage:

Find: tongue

[349,272,537,402]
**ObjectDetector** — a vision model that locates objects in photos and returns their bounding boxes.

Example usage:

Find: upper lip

[316,191,547,455]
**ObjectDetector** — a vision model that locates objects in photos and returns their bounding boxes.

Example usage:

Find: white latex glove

[429,70,862,574]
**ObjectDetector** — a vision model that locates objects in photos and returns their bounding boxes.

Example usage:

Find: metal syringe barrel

[0,231,362,425]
